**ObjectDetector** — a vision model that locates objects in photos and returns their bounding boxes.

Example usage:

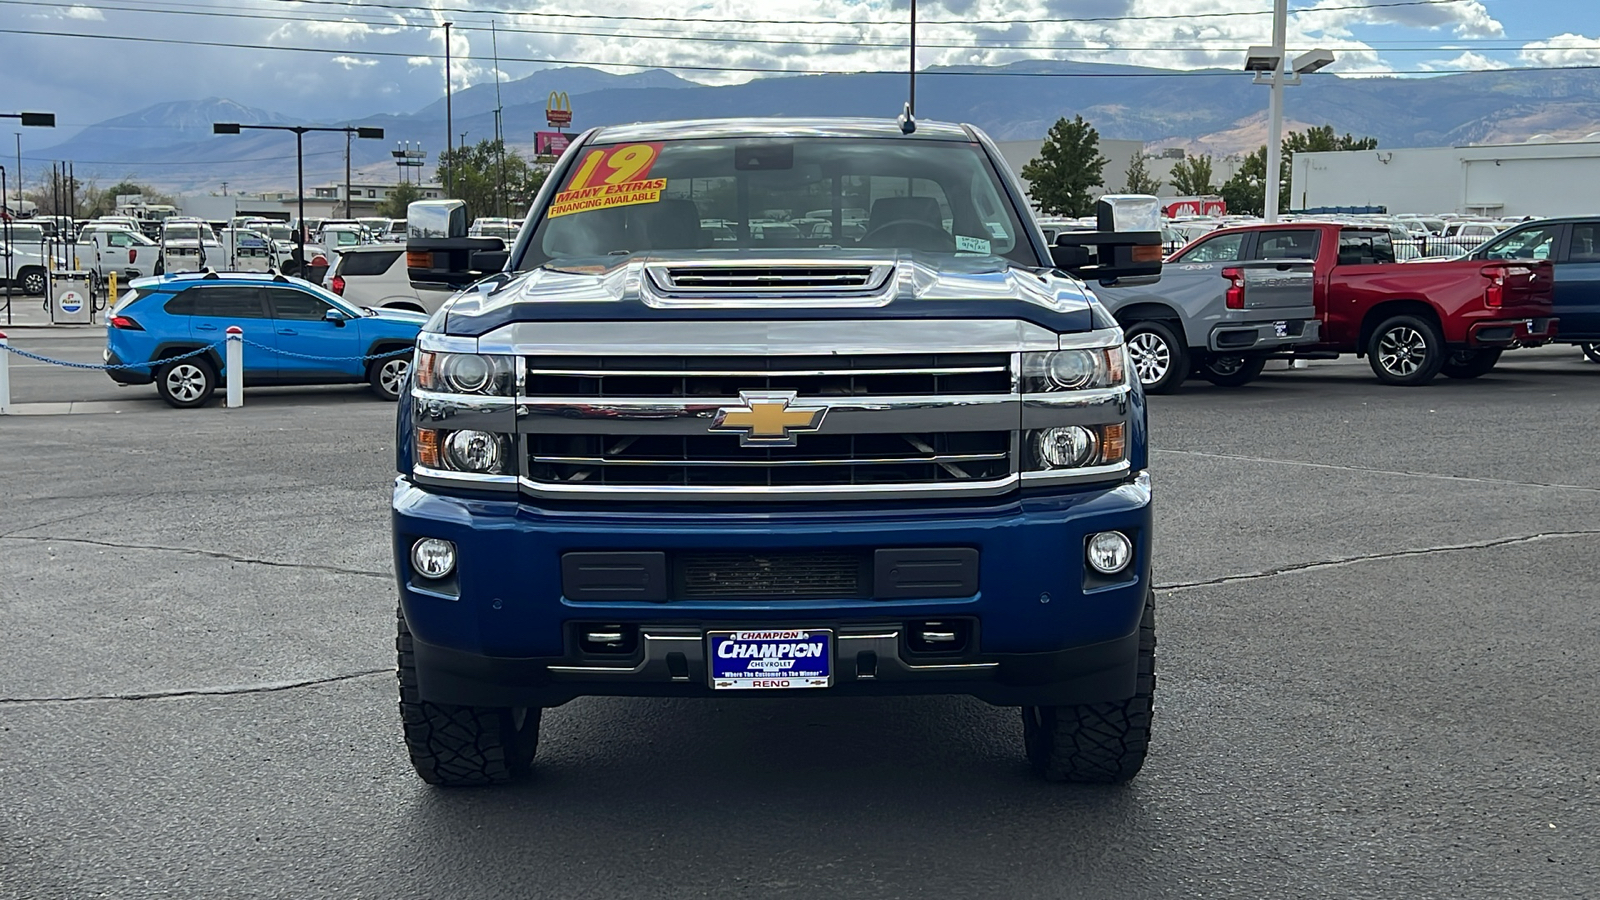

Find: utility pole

[1264,0,1287,223]
[443,21,453,198]
[492,20,506,219]
[344,128,353,218]
[13,134,19,204]
[221,181,229,197]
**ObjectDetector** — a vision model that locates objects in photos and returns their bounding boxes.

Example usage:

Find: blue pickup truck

[392,118,1162,786]
[1447,216,1600,362]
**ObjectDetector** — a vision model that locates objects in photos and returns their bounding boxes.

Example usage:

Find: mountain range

[31,60,1600,194]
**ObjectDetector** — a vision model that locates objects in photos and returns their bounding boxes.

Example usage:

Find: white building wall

[1292,141,1600,216]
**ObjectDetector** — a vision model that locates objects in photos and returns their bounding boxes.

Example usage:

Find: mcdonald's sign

[546,91,572,128]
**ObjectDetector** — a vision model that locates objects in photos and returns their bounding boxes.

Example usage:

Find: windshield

[164,224,214,242]
[521,137,1033,268]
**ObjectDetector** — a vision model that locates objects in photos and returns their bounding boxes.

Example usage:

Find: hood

[440,250,1101,337]
[364,306,429,325]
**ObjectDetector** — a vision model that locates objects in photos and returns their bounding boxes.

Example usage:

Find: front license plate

[708,630,832,690]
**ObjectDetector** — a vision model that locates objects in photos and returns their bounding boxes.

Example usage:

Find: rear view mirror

[324,308,346,327]
[1050,195,1164,286]
[407,199,503,291]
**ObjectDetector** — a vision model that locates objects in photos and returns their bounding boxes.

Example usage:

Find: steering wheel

[858,218,954,250]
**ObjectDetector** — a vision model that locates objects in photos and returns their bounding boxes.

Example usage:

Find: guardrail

[0,328,410,414]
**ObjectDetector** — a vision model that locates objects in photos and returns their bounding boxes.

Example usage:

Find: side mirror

[1050,195,1165,287]
[407,200,469,240]
[324,308,347,327]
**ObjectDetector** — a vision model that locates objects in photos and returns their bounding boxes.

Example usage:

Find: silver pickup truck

[1091,231,1319,392]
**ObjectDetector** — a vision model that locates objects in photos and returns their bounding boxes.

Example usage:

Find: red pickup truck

[1167,222,1557,385]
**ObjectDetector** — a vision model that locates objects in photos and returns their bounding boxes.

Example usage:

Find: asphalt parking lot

[2,339,1597,898]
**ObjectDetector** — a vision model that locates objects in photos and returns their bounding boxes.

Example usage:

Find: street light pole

[213,122,383,276]
[1264,0,1288,223]
[0,113,53,324]
[443,21,454,198]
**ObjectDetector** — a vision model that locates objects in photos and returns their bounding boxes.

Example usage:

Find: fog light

[411,538,456,579]
[443,430,503,473]
[1035,425,1098,468]
[1087,531,1133,575]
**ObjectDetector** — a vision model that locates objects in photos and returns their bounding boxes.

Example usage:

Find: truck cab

[392,118,1163,787]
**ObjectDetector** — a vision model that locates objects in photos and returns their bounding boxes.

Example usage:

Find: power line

[251,0,1491,28]
[4,25,1591,78]
[20,150,346,166]
[1,0,1587,54]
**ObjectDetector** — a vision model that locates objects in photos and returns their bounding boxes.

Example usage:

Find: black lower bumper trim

[408,627,1140,709]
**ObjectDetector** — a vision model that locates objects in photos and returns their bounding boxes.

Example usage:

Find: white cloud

[64,5,104,20]
[331,55,379,69]
[1520,34,1600,67]
[1420,51,1511,72]
[1296,0,1503,38]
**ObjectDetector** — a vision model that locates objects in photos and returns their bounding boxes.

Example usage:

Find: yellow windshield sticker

[549,142,666,218]
[548,179,668,218]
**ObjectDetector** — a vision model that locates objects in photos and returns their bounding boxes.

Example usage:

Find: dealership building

[1290,137,1600,217]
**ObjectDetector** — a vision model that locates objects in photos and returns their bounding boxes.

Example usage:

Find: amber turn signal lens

[407,250,433,269]
[1101,422,1126,463]
[1130,244,1163,263]
[417,428,440,468]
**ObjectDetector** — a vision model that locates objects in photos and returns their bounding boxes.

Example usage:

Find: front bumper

[1208,317,1322,353]
[394,474,1152,709]
[1467,316,1557,348]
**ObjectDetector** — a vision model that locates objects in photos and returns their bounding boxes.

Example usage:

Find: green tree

[1021,116,1108,217]
[1220,126,1378,215]
[377,181,423,218]
[1169,154,1216,196]
[1120,153,1163,195]
[437,139,549,220]
[1220,148,1268,217]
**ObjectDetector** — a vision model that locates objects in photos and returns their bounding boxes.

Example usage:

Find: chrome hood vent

[647,261,893,296]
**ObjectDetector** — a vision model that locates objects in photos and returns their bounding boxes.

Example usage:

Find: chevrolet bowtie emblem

[710,391,828,447]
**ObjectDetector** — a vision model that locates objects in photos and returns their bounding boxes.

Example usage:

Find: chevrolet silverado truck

[393,118,1164,786]
[1174,222,1557,385]
[1092,230,1318,392]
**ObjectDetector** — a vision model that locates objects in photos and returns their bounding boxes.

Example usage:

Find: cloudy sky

[4,0,1596,143]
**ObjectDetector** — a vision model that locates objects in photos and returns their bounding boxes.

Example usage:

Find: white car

[327,244,434,313]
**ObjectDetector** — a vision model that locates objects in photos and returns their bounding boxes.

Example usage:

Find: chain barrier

[0,341,223,371]
[238,339,412,363]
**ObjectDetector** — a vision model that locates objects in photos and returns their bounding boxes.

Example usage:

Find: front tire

[368,354,410,401]
[1023,589,1155,784]
[1123,320,1189,394]
[1367,314,1446,386]
[1198,354,1267,387]
[155,357,216,408]
[397,608,540,786]
[1441,348,1502,379]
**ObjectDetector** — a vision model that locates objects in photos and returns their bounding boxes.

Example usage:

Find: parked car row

[1094,217,1587,391]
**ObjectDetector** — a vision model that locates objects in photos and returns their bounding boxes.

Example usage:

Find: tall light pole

[443,21,453,198]
[0,113,54,326]
[213,122,383,274]
[1245,8,1334,222]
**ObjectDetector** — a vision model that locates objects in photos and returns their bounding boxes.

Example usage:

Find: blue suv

[104,272,426,408]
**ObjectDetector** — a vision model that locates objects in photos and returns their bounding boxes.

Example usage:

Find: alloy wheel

[1377,326,1428,377]
[380,358,410,396]
[165,363,208,402]
[1127,332,1171,385]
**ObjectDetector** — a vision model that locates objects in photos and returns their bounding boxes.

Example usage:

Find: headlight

[443,430,505,473]
[1021,347,1126,392]
[415,350,515,395]
[1029,424,1126,470]
[416,428,511,475]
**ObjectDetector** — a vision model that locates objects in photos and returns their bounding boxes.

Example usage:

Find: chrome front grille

[527,432,1012,488]
[524,353,1012,398]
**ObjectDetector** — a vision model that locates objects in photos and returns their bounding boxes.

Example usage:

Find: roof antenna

[899,0,917,134]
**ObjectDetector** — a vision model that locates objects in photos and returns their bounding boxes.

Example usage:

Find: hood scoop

[646,261,894,297]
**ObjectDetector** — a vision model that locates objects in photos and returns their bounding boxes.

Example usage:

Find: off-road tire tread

[396,607,538,786]
[1025,590,1155,784]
